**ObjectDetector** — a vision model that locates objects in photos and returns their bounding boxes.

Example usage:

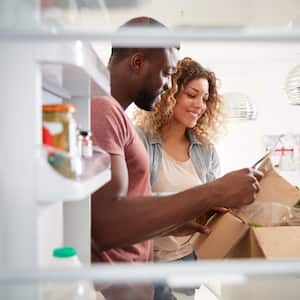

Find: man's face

[134,48,178,111]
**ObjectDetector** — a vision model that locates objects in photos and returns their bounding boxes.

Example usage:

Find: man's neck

[110,66,132,110]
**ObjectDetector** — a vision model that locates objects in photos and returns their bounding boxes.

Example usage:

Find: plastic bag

[232,202,300,227]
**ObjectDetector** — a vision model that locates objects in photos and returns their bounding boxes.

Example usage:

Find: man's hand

[214,168,263,209]
[171,219,211,236]
[172,207,229,236]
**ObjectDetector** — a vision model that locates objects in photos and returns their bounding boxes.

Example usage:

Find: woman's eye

[187,94,196,98]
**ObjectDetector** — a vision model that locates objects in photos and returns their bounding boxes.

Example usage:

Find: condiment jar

[43,104,82,179]
[42,104,77,155]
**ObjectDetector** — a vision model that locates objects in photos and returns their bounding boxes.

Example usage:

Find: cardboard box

[193,214,300,259]
[192,212,249,259]
[245,226,300,258]
[255,157,300,207]
[192,158,300,259]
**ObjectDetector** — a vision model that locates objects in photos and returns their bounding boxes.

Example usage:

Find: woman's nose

[195,98,205,107]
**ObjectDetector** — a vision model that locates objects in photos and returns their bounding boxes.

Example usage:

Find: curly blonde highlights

[133,57,223,144]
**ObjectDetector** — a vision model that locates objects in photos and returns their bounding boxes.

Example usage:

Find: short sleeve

[91,97,130,156]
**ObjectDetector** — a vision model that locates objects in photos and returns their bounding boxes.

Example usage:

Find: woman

[134,57,223,264]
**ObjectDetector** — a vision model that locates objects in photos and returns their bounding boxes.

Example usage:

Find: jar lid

[53,247,77,258]
[43,104,76,113]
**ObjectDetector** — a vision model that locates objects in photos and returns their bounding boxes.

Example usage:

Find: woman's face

[172,77,209,128]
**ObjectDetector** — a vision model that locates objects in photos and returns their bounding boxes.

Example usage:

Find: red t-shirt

[91,97,153,264]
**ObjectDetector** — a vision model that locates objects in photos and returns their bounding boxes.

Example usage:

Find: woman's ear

[130,52,145,73]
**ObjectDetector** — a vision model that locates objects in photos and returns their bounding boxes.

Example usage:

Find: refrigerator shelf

[37,41,110,97]
[37,146,111,204]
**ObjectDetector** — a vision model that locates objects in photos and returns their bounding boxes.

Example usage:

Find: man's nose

[163,78,172,92]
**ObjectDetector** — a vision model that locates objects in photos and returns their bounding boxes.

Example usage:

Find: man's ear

[130,52,145,73]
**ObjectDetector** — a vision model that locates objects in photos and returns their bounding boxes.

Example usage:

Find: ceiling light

[286,64,300,105]
[223,92,257,120]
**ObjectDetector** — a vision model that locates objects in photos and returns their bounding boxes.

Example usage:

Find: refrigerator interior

[1,0,300,299]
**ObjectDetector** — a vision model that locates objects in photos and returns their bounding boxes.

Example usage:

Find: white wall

[179,42,300,174]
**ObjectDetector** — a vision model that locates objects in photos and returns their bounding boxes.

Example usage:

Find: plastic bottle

[43,247,102,300]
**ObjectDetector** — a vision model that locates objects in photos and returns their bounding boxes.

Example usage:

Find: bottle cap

[53,247,77,258]
[80,130,92,137]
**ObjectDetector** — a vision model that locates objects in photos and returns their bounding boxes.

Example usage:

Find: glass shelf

[1,260,300,300]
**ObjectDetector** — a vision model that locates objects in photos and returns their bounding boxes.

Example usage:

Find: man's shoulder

[91,96,124,115]
[92,95,119,107]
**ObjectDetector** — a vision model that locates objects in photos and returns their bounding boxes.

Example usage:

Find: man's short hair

[110,16,180,64]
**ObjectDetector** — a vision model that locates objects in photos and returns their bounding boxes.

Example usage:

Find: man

[91,16,262,299]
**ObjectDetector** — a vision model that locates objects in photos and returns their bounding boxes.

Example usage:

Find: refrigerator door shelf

[37,41,110,97]
[37,146,111,204]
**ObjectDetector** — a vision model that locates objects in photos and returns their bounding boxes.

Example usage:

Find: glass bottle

[80,130,93,158]
[43,104,82,178]
[42,104,77,155]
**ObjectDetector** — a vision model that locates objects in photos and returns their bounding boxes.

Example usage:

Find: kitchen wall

[94,41,300,177]
[179,42,300,175]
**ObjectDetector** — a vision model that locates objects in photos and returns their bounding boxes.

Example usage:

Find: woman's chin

[186,121,197,128]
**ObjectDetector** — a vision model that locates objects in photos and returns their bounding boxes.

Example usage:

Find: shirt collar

[187,129,202,145]
[149,128,201,145]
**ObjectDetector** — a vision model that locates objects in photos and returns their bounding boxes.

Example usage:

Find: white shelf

[42,78,71,99]
[37,41,110,97]
[37,148,111,204]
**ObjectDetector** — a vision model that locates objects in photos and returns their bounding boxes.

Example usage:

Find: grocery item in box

[192,157,300,259]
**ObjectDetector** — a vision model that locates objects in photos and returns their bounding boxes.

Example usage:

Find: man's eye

[164,69,175,77]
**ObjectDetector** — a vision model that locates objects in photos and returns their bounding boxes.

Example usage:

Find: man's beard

[134,90,161,111]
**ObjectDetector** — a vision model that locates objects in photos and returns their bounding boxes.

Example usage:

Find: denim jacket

[135,127,221,185]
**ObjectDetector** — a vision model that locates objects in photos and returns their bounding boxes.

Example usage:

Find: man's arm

[92,154,262,251]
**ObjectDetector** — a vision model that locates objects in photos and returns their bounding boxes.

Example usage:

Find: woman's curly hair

[133,57,223,144]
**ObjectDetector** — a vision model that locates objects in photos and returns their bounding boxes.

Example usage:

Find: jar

[42,104,77,155]
[43,104,81,179]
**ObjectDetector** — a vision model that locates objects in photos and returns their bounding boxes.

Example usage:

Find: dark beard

[134,90,160,111]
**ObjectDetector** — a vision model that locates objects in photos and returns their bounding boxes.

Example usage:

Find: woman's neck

[160,121,188,145]
[160,121,190,161]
